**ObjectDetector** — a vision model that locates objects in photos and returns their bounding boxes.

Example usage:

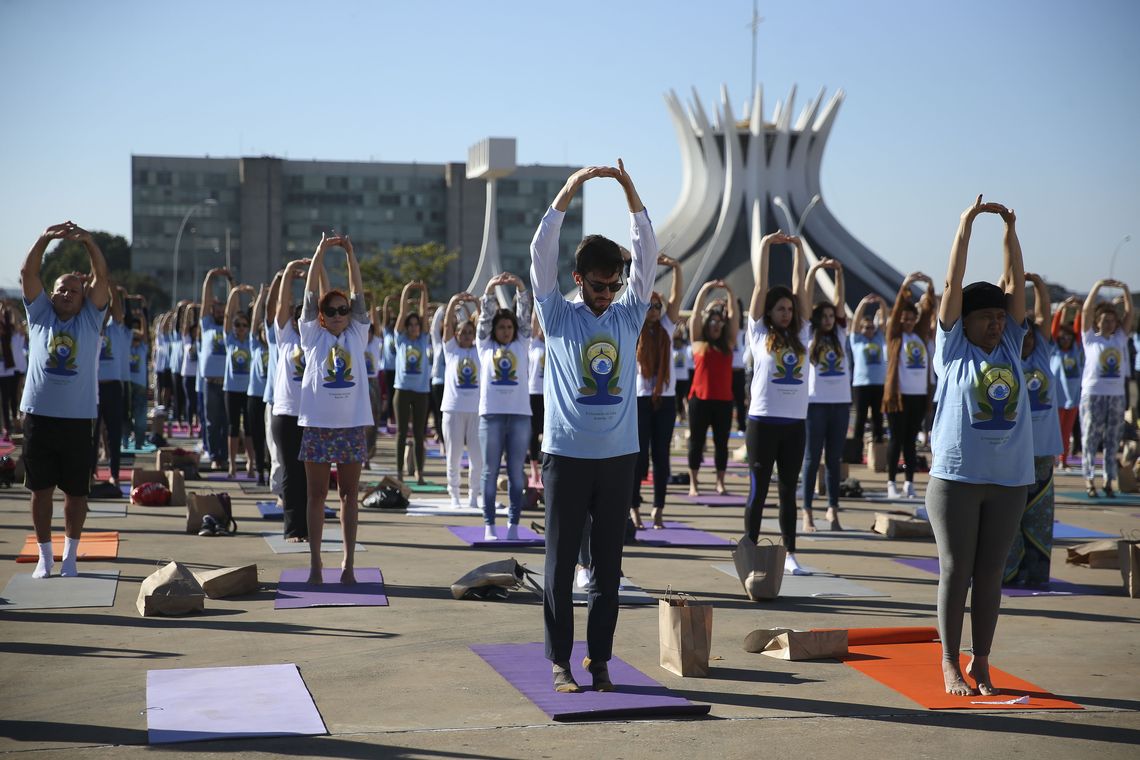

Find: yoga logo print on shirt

[322,344,355,388]
[404,345,423,375]
[491,347,518,386]
[365,352,375,376]
[813,341,846,377]
[903,338,927,369]
[129,348,141,374]
[290,345,305,382]
[771,346,805,385]
[99,334,113,361]
[971,362,1019,431]
[456,356,479,388]
[230,346,250,375]
[258,348,269,375]
[1099,347,1122,378]
[211,332,225,355]
[45,332,78,376]
[1024,367,1052,411]
[1061,353,1079,378]
[863,341,882,365]
[576,335,622,405]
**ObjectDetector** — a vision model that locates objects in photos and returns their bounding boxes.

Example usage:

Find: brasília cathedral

[653,84,904,312]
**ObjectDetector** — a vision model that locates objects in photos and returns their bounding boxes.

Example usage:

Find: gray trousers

[924,476,1026,659]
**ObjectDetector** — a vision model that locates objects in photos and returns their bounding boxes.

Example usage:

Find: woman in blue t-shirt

[849,293,888,447]
[223,284,256,479]
[394,280,431,484]
[927,196,1032,699]
[1049,298,1084,469]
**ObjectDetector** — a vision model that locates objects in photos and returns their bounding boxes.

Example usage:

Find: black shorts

[23,414,94,496]
[157,369,174,392]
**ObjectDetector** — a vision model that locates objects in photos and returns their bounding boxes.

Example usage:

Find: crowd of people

[13,172,1139,697]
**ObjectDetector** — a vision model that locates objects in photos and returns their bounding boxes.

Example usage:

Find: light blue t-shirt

[1048,343,1082,410]
[263,325,277,404]
[223,331,251,393]
[394,332,430,392]
[199,315,227,379]
[248,335,269,398]
[536,290,649,459]
[127,338,148,386]
[849,329,887,387]
[1021,326,1063,458]
[931,314,1033,487]
[97,321,129,382]
[380,329,395,372]
[169,335,184,375]
[20,291,107,419]
[1133,333,1140,373]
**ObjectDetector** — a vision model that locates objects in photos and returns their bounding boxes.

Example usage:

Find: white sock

[506,523,519,541]
[784,553,809,576]
[483,525,498,541]
[60,536,80,577]
[33,541,53,579]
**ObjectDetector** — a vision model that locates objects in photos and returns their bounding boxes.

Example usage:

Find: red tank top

[689,344,733,401]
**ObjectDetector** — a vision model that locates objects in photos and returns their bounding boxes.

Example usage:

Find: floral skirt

[299,425,367,464]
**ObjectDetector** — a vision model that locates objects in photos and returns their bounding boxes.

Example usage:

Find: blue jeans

[205,382,229,465]
[800,402,850,511]
[479,413,530,525]
[128,382,148,447]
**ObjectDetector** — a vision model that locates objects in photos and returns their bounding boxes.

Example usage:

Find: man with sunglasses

[530,159,657,693]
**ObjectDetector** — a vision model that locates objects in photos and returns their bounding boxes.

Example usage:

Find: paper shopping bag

[658,594,713,677]
[756,629,848,661]
[185,492,236,534]
[136,561,206,616]
[1120,541,1140,599]
[1065,539,1120,569]
[193,564,259,599]
[732,536,786,600]
[866,440,888,473]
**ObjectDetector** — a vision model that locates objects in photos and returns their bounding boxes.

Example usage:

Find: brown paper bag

[185,492,236,534]
[450,558,531,600]
[758,629,848,661]
[659,594,713,677]
[872,511,934,539]
[136,561,206,616]
[193,564,259,599]
[1117,462,1138,493]
[732,536,786,600]
[866,440,888,473]
[1120,541,1140,599]
[155,447,198,471]
[131,469,187,506]
[1066,539,1121,569]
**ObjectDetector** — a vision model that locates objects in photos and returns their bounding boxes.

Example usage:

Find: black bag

[90,481,122,499]
[838,477,863,498]
[362,485,408,510]
[668,473,691,485]
[842,436,863,464]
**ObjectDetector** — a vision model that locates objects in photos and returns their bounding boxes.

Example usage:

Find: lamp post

[1109,234,1132,279]
[171,199,217,304]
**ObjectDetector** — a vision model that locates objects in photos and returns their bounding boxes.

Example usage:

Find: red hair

[318,289,350,329]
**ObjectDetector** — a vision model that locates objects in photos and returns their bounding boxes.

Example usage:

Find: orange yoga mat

[838,628,1081,710]
[95,467,133,481]
[15,531,120,563]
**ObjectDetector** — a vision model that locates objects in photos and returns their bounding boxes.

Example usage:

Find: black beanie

[961,281,1006,317]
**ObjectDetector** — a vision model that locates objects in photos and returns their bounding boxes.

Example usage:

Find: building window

[157,171,172,186]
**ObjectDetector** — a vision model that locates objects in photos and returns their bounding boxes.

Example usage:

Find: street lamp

[1109,234,1132,279]
[171,199,217,304]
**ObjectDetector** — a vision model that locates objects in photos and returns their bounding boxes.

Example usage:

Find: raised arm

[73,226,111,311]
[382,295,396,330]
[263,272,282,332]
[251,282,269,335]
[802,259,825,312]
[940,195,993,327]
[109,284,125,323]
[224,284,253,332]
[510,273,532,339]
[305,234,335,302]
[478,277,501,341]
[852,294,874,330]
[128,294,149,336]
[690,280,718,342]
[343,236,363,300]
[750,231,782,321]
[790,236,810,320]
[1120,282,1133,333]
[20,223,74,302]
[276,259,308,329]
[723,283,739,346]
[442,293,467,342]
[1026,272,1051,330]
[395,281,420,334]
[660,254,683,324]
[832,259,846,311]
[890,272,922,338]
[999,207,1026,326]
[201,267,231,323]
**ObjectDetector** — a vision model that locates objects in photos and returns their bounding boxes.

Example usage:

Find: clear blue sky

[2,0,1138,293]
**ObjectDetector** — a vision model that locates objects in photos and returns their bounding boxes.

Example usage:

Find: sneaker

[198,514,219,537]
[904,481,917,499]
[575,566,595,591]
[886,481,900,499]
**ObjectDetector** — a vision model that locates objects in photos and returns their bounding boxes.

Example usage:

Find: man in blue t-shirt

[19,221,110,579]
[530,160,658,693]
[200,267,234,469]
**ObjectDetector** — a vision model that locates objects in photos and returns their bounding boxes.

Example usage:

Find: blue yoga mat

[1057,490,1140,506]
[256,502,335,520]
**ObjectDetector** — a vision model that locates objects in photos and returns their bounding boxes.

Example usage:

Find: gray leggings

[924,477,1026,660]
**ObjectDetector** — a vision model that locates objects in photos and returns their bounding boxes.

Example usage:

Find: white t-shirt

[271,321,305,417]
[297,315,373,429]
[731,329,746,370]
[477,335,531,416]
[897,331,930,396]
[636,314,677,398]
[747,317,813,419]
[527,337,545,395]
[672,345,690,381]
[364,336,381,379]
[181,339,198,379]
[807,325,852,404]
[1081,328,1128,397]
[441,338,480,414]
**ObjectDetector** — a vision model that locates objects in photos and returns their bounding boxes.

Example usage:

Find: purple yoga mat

[448,525,544,547]
[471,641,710,721]
[893,557,1112,597]
[635,522,732,547]
[146,663,327,744]
[684,493,746,506]
[274,568,389,608]
[204,471,257,481]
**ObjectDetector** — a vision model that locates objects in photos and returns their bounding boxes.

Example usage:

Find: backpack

[362,485,409,510]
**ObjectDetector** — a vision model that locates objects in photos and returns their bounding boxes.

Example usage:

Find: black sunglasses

[322,305,351,317]
[583,277,623,294]
[649,303,663,311]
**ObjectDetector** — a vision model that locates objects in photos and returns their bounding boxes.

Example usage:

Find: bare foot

[802,513,816,533]
[942,659,978,696]
[340,566,356,585]
[966,657,997,696]
[630,507,645,530]
[651,507,665,529]
[417,477,427,486]
[227,468,237,479]
[688,485,700,498]
[306,566,323,585]
[825,508,842,531]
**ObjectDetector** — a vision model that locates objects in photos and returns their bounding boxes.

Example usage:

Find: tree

[359,241,458,305]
